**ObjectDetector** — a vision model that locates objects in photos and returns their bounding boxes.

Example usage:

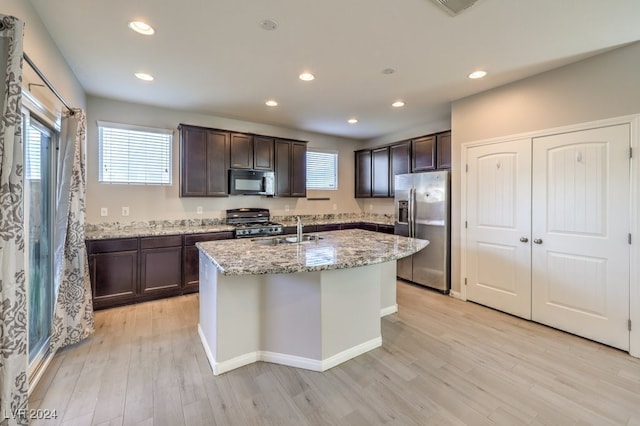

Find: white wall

[4,0,85,109]
[450,41,640,294]
[86,96,365,223]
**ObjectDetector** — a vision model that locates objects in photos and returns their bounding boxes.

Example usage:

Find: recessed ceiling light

[299,72,315,82]
[348,118,358,124]
[392,100,405,108]
[128,21,155,35]
[134,72,154,81]
[260,19,278,31]
[468,70,487,79]
[265,100,278,107]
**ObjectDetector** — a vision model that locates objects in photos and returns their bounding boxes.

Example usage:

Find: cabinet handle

[520,237,529,243]
[533,238,543,244]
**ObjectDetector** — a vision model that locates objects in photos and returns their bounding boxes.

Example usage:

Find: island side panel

[380,261,398,316]
[261,272,323,360]
[320,264,381,361]
[199,252,262,373]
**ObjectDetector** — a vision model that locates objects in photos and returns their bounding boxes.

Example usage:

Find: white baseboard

[449,290,465,301]
[380,304,398,317]
[199,325,382,375]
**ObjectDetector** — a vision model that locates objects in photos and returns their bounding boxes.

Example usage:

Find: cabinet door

[355,150,372,198]
[140,246,182,295]
[437,132,452,169]
[291,142,307,197]
[206,130,230,196]
[389,141,411,197]
[183,232,234,291]
[90,250,138,309]
[180,125,208,196]
[372,147,390,197]
[412,135,436,172]
[230,133,253,169]
[254,136,274,170]
[275,140,292,196]
[180,125,229,197]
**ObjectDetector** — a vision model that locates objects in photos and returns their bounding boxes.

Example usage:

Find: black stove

[226,208,283,238]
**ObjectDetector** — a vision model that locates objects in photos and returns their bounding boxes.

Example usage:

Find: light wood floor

[31,281,640,425]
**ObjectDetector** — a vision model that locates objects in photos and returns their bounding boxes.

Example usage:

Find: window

[306,149,338,190]
[98,121,173,185]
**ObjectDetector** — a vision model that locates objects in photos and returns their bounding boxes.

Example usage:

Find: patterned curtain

[0,15,28,426]
[50,109,94,352]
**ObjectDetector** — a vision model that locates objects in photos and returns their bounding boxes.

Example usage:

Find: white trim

[96,120,174,135]
[199,324,382,375]
[380,304,398,317]
[21,89,61,131]
[461,112,640,359]
[630,115,640,358]
[28,348,56,396]
[449,290,464,300]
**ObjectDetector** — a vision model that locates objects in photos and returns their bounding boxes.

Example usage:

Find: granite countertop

[196,229,428,276]
[85,214,394,240]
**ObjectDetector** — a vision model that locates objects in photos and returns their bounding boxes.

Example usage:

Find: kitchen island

[197,229,428,375]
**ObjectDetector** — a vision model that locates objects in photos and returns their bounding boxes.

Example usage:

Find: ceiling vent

[429,0,480,16]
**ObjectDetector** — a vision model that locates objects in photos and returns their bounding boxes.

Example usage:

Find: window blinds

[306,149,338,190]
[98,121,173,185]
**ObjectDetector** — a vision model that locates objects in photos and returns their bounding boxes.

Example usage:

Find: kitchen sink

[252,234,323,245]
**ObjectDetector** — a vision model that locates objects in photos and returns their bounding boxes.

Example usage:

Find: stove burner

[226,208,283,238]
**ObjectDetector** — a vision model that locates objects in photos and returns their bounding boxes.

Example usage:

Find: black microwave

[229,169,275,196]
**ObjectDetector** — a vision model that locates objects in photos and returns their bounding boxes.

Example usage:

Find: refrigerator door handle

[409,188,415,237]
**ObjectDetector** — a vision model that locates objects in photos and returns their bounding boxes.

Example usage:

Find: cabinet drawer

[87,238,138,254]
[184,231,234,246]
[140,235,183,249]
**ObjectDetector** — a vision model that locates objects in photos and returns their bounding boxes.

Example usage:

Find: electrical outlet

[369,204,373,210]
[100,207,108,217]
[196,206,203,215]
[122,206,130,217]
[332,204,337,211]
[285,205,290,212]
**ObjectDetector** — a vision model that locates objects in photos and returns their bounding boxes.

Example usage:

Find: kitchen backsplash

[86,212,394,232]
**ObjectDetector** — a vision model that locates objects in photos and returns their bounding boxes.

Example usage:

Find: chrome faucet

[296,216,303,242]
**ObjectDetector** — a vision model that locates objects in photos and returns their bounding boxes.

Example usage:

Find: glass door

[23,110,56,371]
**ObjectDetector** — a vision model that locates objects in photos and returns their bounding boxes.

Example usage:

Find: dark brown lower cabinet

[140,235,183,296]
[88,231,234,309]
[183,231,234,292]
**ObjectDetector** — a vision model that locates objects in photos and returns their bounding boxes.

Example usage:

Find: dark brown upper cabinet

[254,136,275,170]
[275,139,307,197]
[355,149,372,198]
[372,147,390,197]
[389,140,411,196]
[230,133,254,169]
[179,124,229,197]
[412,135,436,172]
[436,131,452,169]
[230,133,275,170]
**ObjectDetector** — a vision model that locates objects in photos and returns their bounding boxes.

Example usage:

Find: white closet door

[532,124,630,350]
[466,139,532,319]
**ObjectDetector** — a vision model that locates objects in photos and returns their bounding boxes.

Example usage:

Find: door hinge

[464,277,468,286]
[465,221,468,229]
[629,319,632,331]
[629,233,632,245]
[465,164,468,172]
[630,147,633,159]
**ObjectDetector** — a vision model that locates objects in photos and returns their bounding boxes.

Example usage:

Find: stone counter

[197,229,427,276]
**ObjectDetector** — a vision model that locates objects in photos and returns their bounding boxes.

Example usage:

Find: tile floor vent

[429,0,480,15]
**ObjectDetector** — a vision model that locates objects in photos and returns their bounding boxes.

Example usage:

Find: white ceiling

[28,0,640,140]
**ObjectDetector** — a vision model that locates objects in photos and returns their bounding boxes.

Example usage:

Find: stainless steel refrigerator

[394,171,450,293]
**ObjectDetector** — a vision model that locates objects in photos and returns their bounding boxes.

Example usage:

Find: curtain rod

[22,52,75,115]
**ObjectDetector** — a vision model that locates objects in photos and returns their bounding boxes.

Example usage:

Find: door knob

[533,238,543,244]
[520,237,529,243]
